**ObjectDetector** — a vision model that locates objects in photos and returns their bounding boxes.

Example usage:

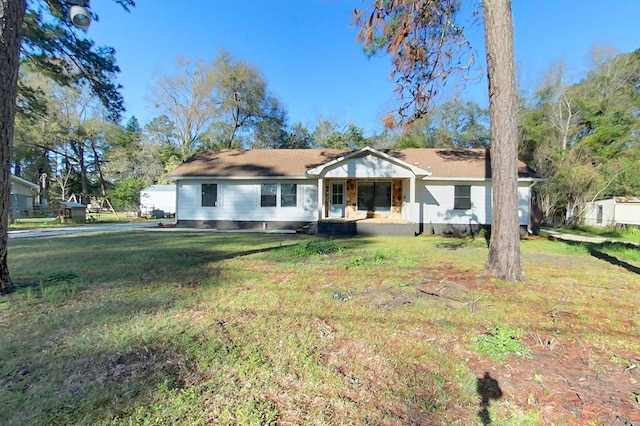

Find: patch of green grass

[545,239,640,268]
[270,238,342,261]
[371,247,399,264]
[339,246,401,269]
[8,216,63,230]
[39,281,86,304]
[14,271,85,303]
[301,239,342,255]
[342,255,366,269]
[596,241,640,263]
[475,324,533,362]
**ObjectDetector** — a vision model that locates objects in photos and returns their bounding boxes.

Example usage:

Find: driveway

[8,220,173,239]
[541,228,640,246]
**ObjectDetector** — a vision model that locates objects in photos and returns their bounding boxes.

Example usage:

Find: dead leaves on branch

[354,0,478,128]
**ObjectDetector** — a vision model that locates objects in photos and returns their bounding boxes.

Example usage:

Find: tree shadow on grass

[477,372,503,425]
[563,241,640,275]
[587,247,640,275]
[435,238,475,250]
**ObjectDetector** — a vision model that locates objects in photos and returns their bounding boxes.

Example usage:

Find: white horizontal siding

[176,179,318,222]
[417,181,532,226]
[323,154,414,178]
[517,186,531,225]
[614,203,640,225]
[11,183,35,197]
[176,177,533,227]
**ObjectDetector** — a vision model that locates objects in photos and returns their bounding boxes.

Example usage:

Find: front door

[329,182,345,217]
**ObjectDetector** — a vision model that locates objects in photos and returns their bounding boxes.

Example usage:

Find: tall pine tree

[0,0,134,294]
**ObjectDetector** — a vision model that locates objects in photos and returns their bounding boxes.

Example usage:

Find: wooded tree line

[519,47,640,224]
[12,46,639,221]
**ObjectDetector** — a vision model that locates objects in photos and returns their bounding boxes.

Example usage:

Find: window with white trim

[280,183,297,207]
[261,184,277,207]
[201,183,218,207]
[454,185,471,210]
[261,183,298,207]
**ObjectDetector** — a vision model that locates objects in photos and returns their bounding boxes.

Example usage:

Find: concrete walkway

[541,228,640,246]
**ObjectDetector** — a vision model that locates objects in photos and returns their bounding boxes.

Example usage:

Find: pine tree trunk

[0,0,27,294]
[482,0,524,280]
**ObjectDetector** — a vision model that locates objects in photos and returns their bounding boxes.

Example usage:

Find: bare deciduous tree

[150,56,218,160]
[149,50,288,155]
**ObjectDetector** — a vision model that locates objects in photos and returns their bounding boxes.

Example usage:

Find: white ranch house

[167,147,542,236]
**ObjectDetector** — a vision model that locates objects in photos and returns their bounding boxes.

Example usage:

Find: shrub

[475,324,533,362]
[371,247,398,264]
[302,239,341,255]
[273,239,341,261]
[342,255,366,269]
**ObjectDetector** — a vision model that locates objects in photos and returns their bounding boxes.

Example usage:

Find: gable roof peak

[306,145,432,177]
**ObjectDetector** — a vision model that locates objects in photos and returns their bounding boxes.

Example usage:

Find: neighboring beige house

[583,197,640,228]
[9,175,39,219]
[168,146,542,236]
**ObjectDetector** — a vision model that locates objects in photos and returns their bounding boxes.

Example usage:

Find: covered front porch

[317,216,420,236]
[315,178,420,236]
[305,146,430,236]
[319,177,418,219]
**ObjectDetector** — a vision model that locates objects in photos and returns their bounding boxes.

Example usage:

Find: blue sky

[87,1,640,135]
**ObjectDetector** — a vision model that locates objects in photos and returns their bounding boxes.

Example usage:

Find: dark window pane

[281,184,297,207]
[454,185,471,210]
[332,184,344,204]
[357,182,374,211]
[357,182,391,212]
[374,182,391,211]
[261,183,277,207]
[202,184,218,207]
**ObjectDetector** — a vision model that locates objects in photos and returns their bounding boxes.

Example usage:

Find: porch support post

[317,178,324,220]
[409,176,416,222]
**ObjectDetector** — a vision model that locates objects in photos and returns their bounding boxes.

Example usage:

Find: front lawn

[2,232,638,425]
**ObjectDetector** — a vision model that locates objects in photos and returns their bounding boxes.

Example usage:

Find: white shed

[139,185,176,218]
[583,197,640,227]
